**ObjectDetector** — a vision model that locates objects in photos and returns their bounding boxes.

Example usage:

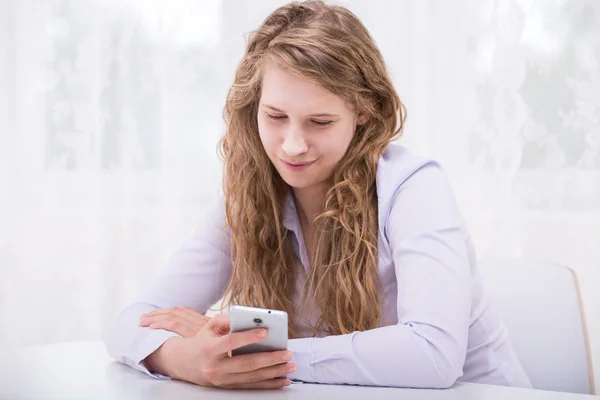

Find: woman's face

[257,62,366,190]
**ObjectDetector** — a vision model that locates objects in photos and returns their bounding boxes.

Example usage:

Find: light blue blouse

[105,143,532,389]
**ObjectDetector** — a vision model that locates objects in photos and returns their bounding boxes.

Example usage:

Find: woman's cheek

[321,126,352,157]
[259,125,281,154]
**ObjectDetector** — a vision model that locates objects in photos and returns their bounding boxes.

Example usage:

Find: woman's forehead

[260,63,352,115]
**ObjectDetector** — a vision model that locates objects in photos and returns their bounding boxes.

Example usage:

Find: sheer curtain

[1,0,598,382]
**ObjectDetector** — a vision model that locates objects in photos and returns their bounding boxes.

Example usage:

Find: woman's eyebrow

[261,103,339,118]
[261,104,285,112]
[310,112,339,118]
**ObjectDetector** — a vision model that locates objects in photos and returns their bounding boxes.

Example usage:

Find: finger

[212,328,268,355]
[146,320,197,338]
[139,315,165,326]
[222,363,296,386]
[178,306,209,320]
[142,307,208,323]
[141,307,180,317]
[220,350,293,373]
[166,306,210,325]
[140,313,199,328]
[205,313,231,335]
[148,320,197,337]
[226,378,291,390]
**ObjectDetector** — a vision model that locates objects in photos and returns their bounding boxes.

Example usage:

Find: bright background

[1,0,598,384]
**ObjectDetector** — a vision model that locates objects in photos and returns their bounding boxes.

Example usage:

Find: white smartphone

[229,305,288,356]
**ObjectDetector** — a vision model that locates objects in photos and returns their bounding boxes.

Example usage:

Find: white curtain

[1,0,598,381]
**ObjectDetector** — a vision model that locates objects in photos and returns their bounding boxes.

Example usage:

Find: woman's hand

[144,314,294,390]
[139,306,210,338]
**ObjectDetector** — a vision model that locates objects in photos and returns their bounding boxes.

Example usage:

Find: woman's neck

[292,184,326,226]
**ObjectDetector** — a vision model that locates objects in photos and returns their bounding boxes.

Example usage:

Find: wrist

[144,336,184,378]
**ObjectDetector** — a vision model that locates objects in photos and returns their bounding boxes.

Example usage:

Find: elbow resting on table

[402,354,463,389]
[347,323,466,388]
[413,332,465,389]
[368,347,463,389]
[370,323,466,389]
[429,366,462,389]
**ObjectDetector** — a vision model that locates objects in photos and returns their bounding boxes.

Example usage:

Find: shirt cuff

[127,328,182,379]
[287,337,314,382]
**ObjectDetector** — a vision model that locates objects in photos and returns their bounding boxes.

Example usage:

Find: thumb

[206,313,230,336]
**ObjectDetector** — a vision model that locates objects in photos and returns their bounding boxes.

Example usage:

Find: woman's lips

[280,158,315,172]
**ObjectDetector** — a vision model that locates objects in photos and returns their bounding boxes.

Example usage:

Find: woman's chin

[277,171,317,189]
[282,177,314,189]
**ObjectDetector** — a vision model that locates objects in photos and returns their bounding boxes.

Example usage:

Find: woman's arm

[287,164,471,388]
[104,199,233,379]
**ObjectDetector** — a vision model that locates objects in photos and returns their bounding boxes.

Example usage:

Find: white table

[0,341,596,400]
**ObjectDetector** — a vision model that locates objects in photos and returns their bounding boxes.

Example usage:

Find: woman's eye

[266,113,332,127]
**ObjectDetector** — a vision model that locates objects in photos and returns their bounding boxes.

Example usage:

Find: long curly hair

[219,0,405,338]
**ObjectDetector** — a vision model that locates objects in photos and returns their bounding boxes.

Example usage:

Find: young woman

[106,0,531,390]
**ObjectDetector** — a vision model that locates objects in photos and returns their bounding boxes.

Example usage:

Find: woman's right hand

[145,313,295,389]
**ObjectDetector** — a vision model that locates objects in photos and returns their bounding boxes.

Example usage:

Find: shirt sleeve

[287,163,472,388]
[104,199,233,379]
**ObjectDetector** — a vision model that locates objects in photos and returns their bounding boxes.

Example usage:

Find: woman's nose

[281,129,308,157]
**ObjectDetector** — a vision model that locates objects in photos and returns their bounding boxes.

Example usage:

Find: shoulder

[376,143,463,236]
[376,143,447,203]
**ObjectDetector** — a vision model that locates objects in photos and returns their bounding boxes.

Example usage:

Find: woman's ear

[356,99,375,126]
[356,111,370,126]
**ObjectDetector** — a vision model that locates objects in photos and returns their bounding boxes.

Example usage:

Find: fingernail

[282,352,293,361]
[285,379,292,386]
[287,364,296,373]
[257,329,267,338]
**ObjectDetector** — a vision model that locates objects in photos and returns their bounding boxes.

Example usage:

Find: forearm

[288,323,466,388]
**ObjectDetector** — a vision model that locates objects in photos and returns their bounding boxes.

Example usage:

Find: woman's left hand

[139,306,211,338]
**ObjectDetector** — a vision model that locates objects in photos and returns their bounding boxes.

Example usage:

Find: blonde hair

[219,0,405,338]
